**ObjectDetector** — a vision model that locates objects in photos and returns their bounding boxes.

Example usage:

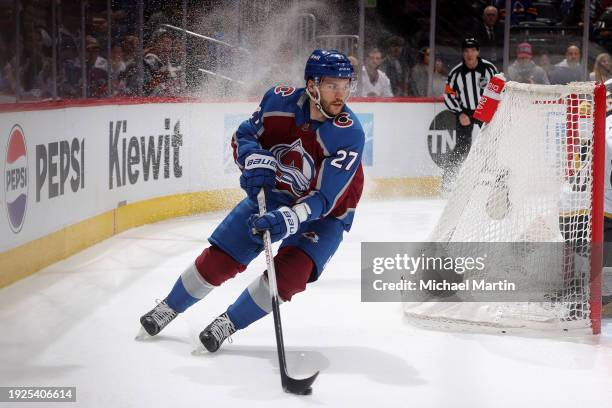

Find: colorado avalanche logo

[302,232,319,243]
[270,139,314,196]
[274,86,295,97]
[333,112,353,128]
[4,125,28,233]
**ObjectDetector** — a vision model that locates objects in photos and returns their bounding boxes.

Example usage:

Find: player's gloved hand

[248,206,300,244]
[240,150,277,200]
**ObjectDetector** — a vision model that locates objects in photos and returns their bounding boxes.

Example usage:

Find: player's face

[318,77,351,116]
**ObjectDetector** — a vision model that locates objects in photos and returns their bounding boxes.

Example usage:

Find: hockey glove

[240,150,277,200]
[248,206,300,244]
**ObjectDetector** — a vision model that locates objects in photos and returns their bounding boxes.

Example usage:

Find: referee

[443,38,498,190]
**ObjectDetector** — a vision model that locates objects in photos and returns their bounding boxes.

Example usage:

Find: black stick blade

[283,370,319,395]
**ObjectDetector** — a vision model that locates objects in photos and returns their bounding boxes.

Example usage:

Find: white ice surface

[0,198,610,408]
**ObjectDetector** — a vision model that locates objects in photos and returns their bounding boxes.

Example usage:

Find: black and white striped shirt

[444,57,498,114]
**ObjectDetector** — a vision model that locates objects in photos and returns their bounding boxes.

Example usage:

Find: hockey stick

[256,188,319,395]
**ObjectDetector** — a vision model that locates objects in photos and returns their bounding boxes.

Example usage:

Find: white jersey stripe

[262,111,296,118]
[316,128,330,156]
[335,207,356,220]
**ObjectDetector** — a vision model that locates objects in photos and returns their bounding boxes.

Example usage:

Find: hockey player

[139,49,365,352]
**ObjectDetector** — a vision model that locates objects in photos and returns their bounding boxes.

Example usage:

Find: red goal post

[590,82,605,335]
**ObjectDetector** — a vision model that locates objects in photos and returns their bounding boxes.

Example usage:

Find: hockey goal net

[404,81,604,334]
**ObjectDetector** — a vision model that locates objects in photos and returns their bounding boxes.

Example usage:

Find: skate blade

[190,339,207,355]
[190,330,207,355]
[191,346,207,356]
[134,326,150,341]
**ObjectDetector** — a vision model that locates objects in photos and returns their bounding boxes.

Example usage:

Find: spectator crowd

[3,0,612,102]
[352,0,612,97]
[0,0,192,101]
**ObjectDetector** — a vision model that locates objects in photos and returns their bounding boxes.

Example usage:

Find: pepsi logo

[4,125,28,233]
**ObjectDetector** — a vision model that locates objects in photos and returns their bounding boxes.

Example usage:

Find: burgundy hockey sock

[195,245,246,286]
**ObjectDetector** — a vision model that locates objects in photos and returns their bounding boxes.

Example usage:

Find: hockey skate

[199,313,236,352]
[139,299,178,336]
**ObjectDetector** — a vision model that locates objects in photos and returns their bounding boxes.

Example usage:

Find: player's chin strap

[305,85,335,119]
[305,78,351,120]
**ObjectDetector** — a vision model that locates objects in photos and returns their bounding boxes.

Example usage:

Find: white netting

[404,81,599,333]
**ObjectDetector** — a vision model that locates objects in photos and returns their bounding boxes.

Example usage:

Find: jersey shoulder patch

[333,112,354,128]
[319,108,365,152]
[273,86,296,96]
[334,106,363,132]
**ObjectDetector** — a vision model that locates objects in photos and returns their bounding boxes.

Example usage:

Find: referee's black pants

[442,112,479,190]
